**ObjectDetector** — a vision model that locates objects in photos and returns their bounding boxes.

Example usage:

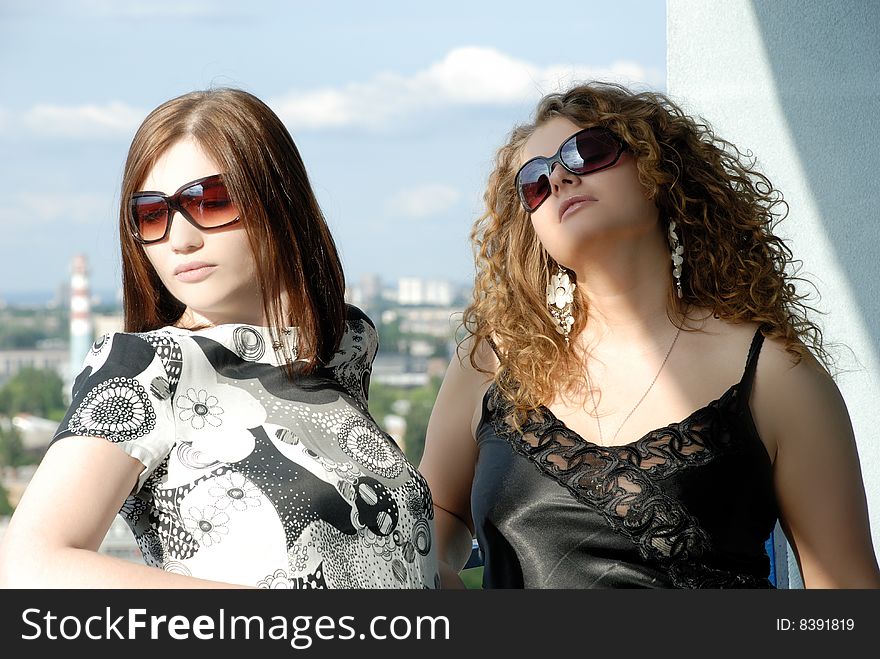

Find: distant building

[397,306,461,338]
[0,463,38,509]
[397,278,454,306]
[359,273,382,305]
[408,339,436,357]
[345,274,385,312]
[344,285,364,308]
[11,413,57,456]
[372,354,430,387]
[50,280,69,310]
[383,414,407,453]
[93,312,124,339]
[0,348,68,386]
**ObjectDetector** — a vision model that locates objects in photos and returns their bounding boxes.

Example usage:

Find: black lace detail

[487,383,770,588]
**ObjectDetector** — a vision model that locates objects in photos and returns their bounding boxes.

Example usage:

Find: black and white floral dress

[53,306,439,589]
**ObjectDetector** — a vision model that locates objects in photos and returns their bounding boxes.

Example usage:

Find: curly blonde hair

[463,81,827,426]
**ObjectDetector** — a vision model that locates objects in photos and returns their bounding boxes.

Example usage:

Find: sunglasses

[515,127,625,213]
[129,174,240,244]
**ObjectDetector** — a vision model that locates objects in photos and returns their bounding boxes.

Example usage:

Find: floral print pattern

[183,505,230,548]
[209,472,262,511]
[177,387,224,429]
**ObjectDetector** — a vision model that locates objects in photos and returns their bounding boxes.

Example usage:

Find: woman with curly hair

[419,82,880,589]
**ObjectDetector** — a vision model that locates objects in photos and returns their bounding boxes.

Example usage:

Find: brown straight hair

[119,88,346,371]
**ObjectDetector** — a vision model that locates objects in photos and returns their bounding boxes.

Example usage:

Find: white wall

[668,0,880,583]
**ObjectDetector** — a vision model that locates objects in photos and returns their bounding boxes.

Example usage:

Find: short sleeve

[52,331,179,493]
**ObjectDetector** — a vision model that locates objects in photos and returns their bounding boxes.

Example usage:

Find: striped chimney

[69,254,94,389]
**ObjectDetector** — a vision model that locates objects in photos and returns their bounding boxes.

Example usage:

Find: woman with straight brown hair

[420,81,879,589]
[0,88,439,589]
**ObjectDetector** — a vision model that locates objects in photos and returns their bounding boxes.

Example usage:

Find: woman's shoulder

[439,335,499,429]
[752,330,837,404]
[718,319,827,383]
[717,320,845,454]
[327,305,378,361]
[344,303,376,330]
[340,304,378,349]
[91,325,177,342]
[70,329,183,399]
[85,328,179,363]
[86,326,188,361]
[454,333,501,376]
[686,315,790,369]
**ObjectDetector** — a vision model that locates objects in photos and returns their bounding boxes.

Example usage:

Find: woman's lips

[559,195,598,220]
[174,265,217,283]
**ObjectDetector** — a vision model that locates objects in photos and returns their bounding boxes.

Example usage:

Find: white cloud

[23,102,145,139]
[10,47,660,140]
[0,191,112,226]
[386,184,461,219]
[272,46,662,130]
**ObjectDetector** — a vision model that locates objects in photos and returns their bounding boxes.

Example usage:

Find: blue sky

[0,0,665,302]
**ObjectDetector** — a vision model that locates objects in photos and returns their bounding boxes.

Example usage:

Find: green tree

[368,377,443,464]
[0,422,28,468]
[367,381,399,424]
[0,481,13,515]
[402,376,442,465]
[0,325,50,349]
[377,318,404,355]
[0,367,67,421]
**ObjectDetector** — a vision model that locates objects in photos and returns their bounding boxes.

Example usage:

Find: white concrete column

[667,0,880,585]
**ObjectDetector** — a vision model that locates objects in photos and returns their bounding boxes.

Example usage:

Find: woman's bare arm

[420,337,497,588]
[753,342,880,588]
[0,437,249,588]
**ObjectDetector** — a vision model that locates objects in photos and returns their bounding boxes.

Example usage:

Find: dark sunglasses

[129,174,240,244]
[515,126,625,213]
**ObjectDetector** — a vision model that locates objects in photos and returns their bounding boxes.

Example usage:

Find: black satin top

[472,327,778,589]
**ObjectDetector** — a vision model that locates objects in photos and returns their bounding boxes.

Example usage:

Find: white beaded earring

[546,265,576,344]
[668,220,684,299]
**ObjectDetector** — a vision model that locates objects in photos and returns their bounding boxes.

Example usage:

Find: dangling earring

[668,220,684,299]
[546,265,576,344]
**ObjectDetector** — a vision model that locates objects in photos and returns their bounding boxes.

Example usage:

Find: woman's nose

[167,211,204,253]
[549,162,578,193]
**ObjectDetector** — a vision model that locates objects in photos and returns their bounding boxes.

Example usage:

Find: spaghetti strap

[737,325,767,404]
[486,336,503,361]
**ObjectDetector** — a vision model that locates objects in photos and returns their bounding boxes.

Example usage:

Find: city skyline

[0,0,666,294]
[0,261,475,308]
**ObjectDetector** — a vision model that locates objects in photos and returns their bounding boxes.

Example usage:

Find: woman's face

[522,116,659,267]
[139,138,263,326]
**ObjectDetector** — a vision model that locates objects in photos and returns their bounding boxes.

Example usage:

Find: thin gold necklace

[587,324,683,445]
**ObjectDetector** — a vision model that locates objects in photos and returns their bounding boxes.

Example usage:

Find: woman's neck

[570,228,680,347]
[176,306,267,330]
[177,292,291,330]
